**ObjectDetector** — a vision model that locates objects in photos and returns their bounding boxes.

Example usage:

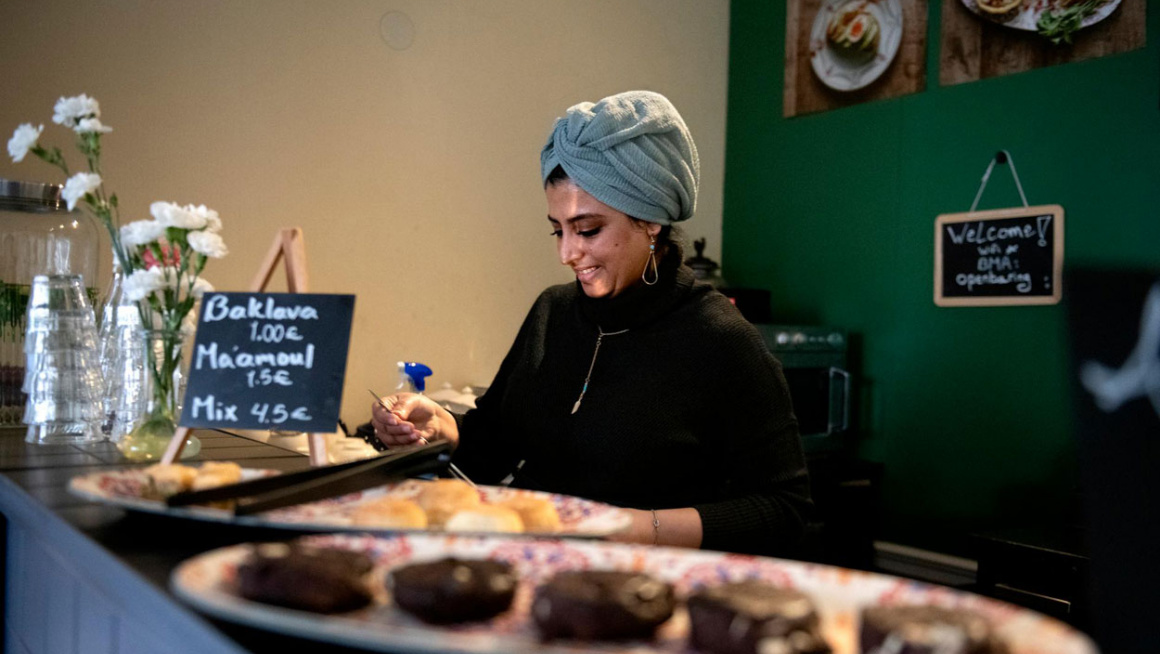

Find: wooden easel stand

[162,228,330,467]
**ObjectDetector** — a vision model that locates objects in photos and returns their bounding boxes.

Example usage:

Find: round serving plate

[68,470,631,538]
[171,532,1097,654]
[810,0,904,92]
[959,0,1122,33]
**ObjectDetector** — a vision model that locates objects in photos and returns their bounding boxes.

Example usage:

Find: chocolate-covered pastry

[860,605,1008,654]
[388,557,517,624]
[687,581,830,654]
[532,570,675,641]
[236,542,374,613]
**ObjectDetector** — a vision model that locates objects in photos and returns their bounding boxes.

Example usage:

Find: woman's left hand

[605,507,704,549]
[605,509,656,545]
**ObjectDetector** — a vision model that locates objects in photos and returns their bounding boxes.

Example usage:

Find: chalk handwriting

[202,295,319,322]
[945,220,1046,246]
[189,395,239,422]
[955,271,1034,293]
[194,342,315,370]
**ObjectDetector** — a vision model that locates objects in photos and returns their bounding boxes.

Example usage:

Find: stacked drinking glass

[22,274,105,444]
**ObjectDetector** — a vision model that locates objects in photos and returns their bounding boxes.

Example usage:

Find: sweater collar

[576,249,694,331]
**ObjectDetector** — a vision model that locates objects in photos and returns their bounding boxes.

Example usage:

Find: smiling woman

[371,91,811,556]
[545,178,662,299]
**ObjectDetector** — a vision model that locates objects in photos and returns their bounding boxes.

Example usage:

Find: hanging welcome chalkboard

[934,205,1064,307]
[179,292,355,432]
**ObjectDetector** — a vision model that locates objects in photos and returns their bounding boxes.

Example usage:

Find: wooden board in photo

[784,0,928,117]
[940,0,1146,86]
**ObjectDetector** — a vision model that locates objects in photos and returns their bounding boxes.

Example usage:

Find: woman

[372,91,811,556]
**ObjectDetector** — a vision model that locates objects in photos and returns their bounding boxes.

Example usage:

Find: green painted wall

[723,1,1160,553]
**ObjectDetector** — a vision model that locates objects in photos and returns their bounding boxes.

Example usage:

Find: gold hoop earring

[641,236,659,286]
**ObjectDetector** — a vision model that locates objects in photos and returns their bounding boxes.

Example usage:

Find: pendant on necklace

[571,327,627,415]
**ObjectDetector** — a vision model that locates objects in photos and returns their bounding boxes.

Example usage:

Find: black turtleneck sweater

[451,254,812,556]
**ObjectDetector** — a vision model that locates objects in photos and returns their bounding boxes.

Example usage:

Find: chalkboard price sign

[179,292,355,432]
[934,205,1064,307]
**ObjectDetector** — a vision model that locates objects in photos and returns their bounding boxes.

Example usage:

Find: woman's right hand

[370,392,459,449]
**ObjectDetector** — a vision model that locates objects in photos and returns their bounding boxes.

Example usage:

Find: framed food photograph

[939,0,1145,86]
[783,0,928,117]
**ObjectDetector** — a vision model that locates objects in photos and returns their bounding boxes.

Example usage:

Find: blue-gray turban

[540,90,700,226]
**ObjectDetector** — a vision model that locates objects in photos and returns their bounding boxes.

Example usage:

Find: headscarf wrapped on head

[540,90,700,226]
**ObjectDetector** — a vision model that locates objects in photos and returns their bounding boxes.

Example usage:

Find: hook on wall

[970,150,1028,213]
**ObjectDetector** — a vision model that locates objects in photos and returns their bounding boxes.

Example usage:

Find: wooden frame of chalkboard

[934,205,1064,307]
[163,228,336,467]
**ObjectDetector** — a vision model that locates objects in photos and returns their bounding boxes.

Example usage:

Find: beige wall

[0,0,730,426]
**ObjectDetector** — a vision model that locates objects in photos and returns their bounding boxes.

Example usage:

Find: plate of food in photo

[171,532,1098,654]
[961,0,1122,44]
[68,464,631,538]
[810,0,904,92]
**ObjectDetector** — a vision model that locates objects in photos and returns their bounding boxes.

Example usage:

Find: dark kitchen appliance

[756,324,876,570]
[755,324,851,456]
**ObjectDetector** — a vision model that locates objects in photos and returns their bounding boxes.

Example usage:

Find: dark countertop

[0,426,385,653]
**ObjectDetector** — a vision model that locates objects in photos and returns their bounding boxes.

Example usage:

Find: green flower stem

[91,200,132,273]
[143,330,183,420]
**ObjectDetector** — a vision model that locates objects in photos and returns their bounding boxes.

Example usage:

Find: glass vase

[98,263,141,439]
[116,329,201,461]
[97,262,165,442]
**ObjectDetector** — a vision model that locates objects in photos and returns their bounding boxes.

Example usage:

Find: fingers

[372,419,425,446]
[370,393,414,427]
[369,393,430,447]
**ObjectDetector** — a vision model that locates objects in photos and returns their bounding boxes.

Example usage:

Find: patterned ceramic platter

[171,533,1097,654]
[959,0,1121,33]
[68,471,631,538]
[810,0,904,92]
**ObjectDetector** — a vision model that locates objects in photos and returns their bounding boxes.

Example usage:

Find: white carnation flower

[7,124,43,163]
[120,220,166,248]
[191,276,214,298]
[150,201,207,229]
[61,172,102,211]
[187,230,228,258]
[184,204,221,232]
[149,201,179,225]
[123,268,166,301]
[75,117,113,134]
[52,94,101,129]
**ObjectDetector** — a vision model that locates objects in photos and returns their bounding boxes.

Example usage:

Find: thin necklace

[572,326,630,414]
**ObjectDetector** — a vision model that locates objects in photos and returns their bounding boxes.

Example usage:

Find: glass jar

[0,178,101,425]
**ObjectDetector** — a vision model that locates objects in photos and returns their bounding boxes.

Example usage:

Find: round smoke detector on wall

[380,11,415,50]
